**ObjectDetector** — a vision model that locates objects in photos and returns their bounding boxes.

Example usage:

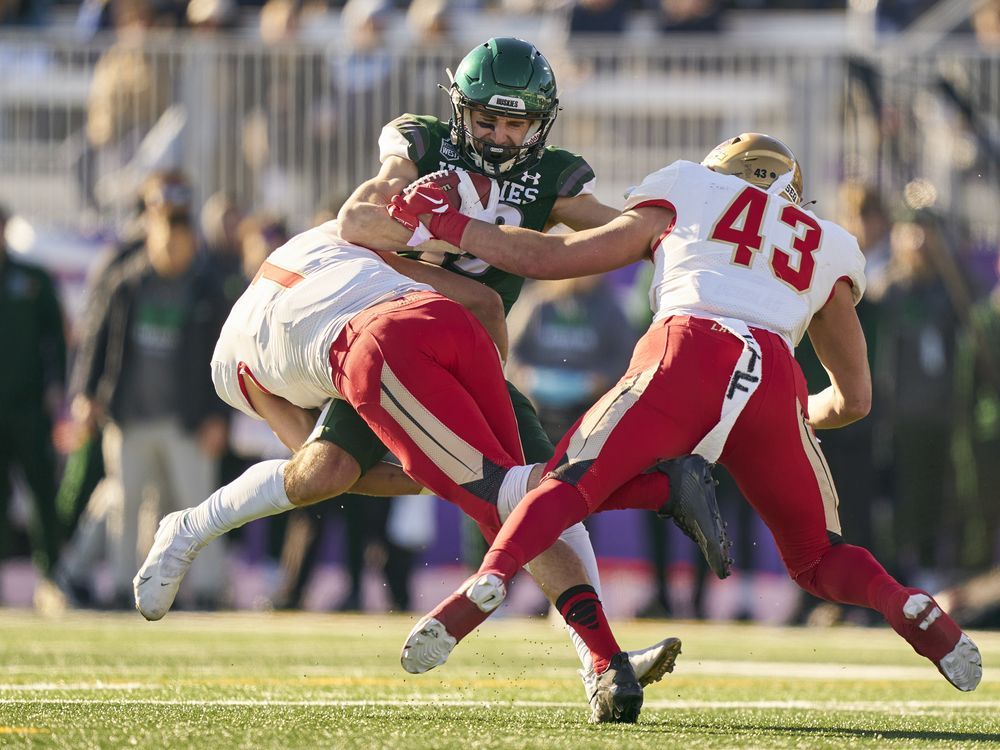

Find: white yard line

[0,697,995,713]
[0,659,952,685]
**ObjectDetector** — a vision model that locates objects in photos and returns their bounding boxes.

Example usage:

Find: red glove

[387,184,472,248]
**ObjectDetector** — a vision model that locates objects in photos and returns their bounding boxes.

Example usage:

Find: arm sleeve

[823,221,868,305]
[554,154,596,198]
[379,114,431,164]
[622,161,685,212]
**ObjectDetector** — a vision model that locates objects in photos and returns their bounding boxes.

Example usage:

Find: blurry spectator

[69,175,229,608]
[838,182,892,301]
[952,251,1000,571]
[973,0,1000,48]
[0,0,49,26]
[0,205,66,599]
[568,0,628,35]
[54,171,195,606]
[507,275,635,440]
[657,0,721,34]
[406,0,451,42]
[259,0,299,44]
[874,213,961,584]
[237,213,289,282]
[81,0,173,212]
[329,0,399,175]
[241,0,329,219]
[186,0,237,29]
[200,192,246,306]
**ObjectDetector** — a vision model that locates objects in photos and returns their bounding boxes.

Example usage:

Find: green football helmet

[446,37,559,177]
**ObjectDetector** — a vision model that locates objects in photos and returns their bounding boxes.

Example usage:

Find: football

[404,167,498,217]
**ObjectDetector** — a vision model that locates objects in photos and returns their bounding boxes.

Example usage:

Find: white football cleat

[400,573,508,674]
[630,636,683,687]
[937,634,983,692]
[581,636,682,701]
[400,616,457,674]
[133,511,204,621]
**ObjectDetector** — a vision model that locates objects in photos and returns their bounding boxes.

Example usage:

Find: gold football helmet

[702,133,803,204]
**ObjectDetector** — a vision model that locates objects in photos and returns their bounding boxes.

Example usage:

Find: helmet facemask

[450,89,554,177]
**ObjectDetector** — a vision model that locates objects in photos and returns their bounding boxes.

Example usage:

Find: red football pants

[329,292,522,539]
[492,316,849,582]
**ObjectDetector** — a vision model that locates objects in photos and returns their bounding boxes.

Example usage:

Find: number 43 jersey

[623,160,867,349]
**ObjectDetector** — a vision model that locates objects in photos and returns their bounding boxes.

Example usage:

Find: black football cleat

[588,652,643,724]
[656,455,733,579]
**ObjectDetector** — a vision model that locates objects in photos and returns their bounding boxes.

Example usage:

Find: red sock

[794,543,961,663]
[556,584,620,675]
[794,542,894,608]
[426,587,493,641]
[601,471,670,512]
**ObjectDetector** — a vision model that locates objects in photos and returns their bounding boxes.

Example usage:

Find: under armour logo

[520,170,541,186]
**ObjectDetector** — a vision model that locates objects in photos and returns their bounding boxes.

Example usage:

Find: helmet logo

[489,95,525,110]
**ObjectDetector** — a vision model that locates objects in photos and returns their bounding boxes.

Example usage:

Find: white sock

[497,464,536,522]
[184,460,294,545]
[498,467,605,675]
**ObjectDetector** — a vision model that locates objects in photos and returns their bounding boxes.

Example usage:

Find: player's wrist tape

[428,211,471,248]
[406,221,434,247]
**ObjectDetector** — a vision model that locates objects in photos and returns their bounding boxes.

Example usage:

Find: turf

[0,610,996,749]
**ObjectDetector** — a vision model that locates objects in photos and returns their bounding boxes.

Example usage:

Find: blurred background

[1,0,999,629]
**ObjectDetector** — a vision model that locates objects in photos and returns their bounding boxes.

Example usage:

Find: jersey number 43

[709,186,822,293]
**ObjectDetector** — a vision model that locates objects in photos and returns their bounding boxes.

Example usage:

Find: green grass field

[0,610,996,749]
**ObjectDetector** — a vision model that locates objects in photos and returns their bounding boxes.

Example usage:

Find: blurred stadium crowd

[0,0,999,626]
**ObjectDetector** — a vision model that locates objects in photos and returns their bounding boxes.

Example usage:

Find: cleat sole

[938,634,982,692]
[637,637,682,687]
[400,617,457,675]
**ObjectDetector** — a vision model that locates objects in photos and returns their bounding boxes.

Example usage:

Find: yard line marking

[0,727,50,734]
[0,659,954,686]
[1,698,996,713]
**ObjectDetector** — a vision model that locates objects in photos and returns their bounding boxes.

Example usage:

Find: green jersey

[318,115,596,474]
[380,114,596,313]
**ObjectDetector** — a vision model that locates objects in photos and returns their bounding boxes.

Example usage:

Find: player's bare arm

[338,156,419,251]
[453,205,673,280]
[804,279,872,429]
[546,192,622,231]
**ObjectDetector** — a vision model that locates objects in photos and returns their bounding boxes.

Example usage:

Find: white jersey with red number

[623,160,866,348]
[211,220,432,418]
